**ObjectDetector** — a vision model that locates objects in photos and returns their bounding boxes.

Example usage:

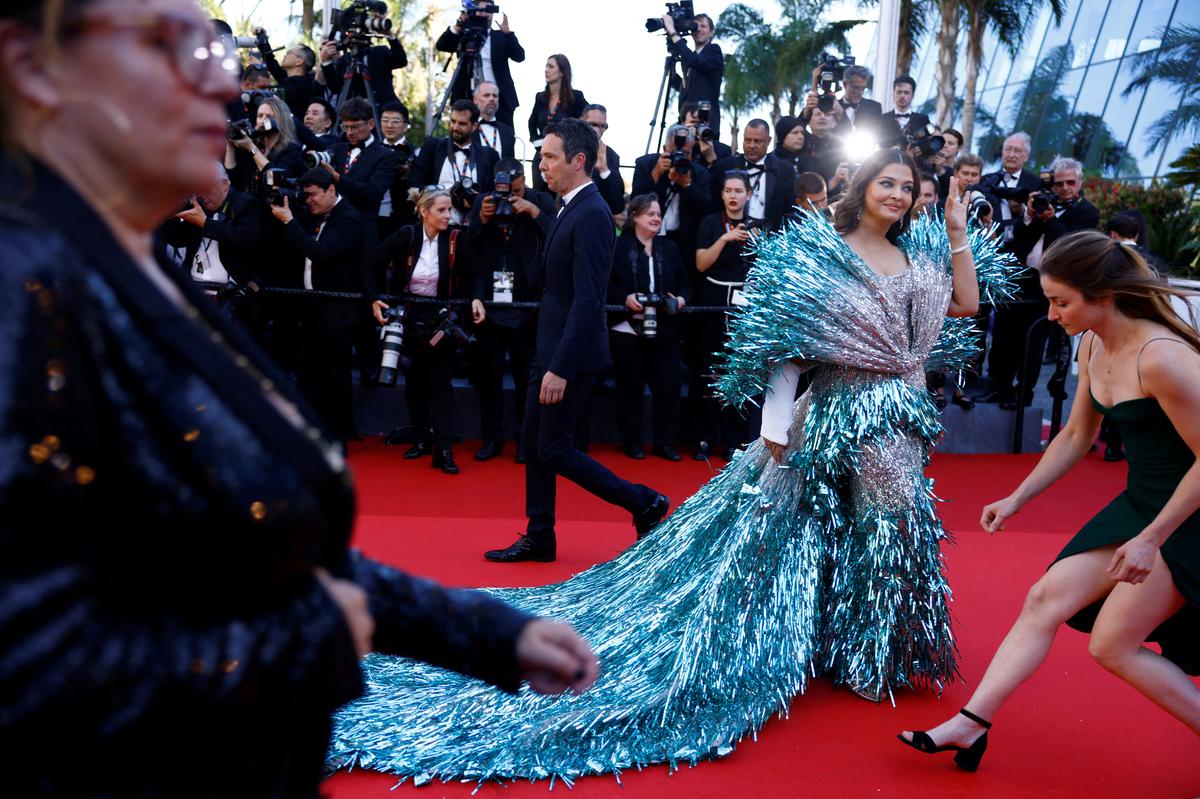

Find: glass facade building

[899,0,1198,179]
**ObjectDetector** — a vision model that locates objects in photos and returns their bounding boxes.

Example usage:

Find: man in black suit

[377,101,416,237]
[436,9,526,128]
[318,32,407,108]
[879,75,931,149]
[582,104,625,215]
[409,99,499,227]
[632,125,712,274]
[709,119,797,230]
[472,81,516,158]
[833,64,883,138]
[162,169,261,289]
[662,12,724,137]
[680,101,732,169]
[255,29,317,118]
[977,132,1041,245]
[271,168,369,443]
[990,156,1100,410]
[302,99,340,151]
[485,119,669,563]
[321,98,396,255]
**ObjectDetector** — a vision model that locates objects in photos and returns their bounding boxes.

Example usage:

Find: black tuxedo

[378,137,417,233]
[695,139,733,170]
[879,110,931,148]
[473,119,516,159]
[322,40,407,106]
[159,187,261,285]
[669,38,724,133]
[631,152,712,273]
[435,28,526,127]
[709,153,797,230]
[836,97,883,137]
[409,137,499,195]
[278,199,368,440]
[523,183,654,546]
[979,168,1042,240]
[261,50,318,118]
[329,139,397,232]
[592,144,625,215]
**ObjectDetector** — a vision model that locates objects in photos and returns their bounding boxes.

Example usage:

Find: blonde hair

[257,96,299,157]
[408,186,450,217]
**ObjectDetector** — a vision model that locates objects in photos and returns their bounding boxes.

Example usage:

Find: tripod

[645,50,682,155]
[335,50,379,128]
[435,41,484,125]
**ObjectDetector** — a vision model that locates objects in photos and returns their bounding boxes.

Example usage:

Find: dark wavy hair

[544,53,575,108]
[1040,230,1200,353]
[833,148,921,243]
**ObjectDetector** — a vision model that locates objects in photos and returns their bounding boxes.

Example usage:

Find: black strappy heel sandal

[897,707,992,772]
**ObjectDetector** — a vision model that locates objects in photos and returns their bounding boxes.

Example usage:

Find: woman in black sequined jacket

[0,1,597,796]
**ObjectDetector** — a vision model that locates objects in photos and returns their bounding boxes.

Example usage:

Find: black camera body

[646,0,698,35]
[258,167,302,207]
[450,176,480,213]
[905,123,945,158]
[634,292,680,340]
[330,0,391,55]
[457,0,499,54]
[988,169,1058,214]
[816,53,855,113]
[377,305,410,386]
[486,170,517,226]
[695,100,716,144]
[669,131,692,175]
[429,308,476,349]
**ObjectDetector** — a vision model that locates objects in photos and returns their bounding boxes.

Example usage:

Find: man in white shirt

[879,75,931,148]
[162,168,261,292]
[471,81,516,158]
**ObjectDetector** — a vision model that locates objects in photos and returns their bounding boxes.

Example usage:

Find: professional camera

[988,169,1057,213]
[485,170,516,226]
[966,190,992,221]
[330,0,392,54]
[304,150,334,169]
[450,176,480,213]
[377,306,410,386]
[645,0,698,35]
[668,130,692,175]
[634,292,680,340]
[905,123,945,158]
[257,167,303,207]
[695,101,716,144]
[815,52,855,113]
[429,307,476,348]
[227,118,256,141]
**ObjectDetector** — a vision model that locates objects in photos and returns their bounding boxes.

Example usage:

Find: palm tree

[1122,24,1200,156]
[933,0,960,129]
[858,0,934,75]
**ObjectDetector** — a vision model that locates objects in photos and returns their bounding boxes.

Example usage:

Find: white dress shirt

[747,158,768,220]
[407,230,440,296]
[303,197,341,291]
[557,181,589,217]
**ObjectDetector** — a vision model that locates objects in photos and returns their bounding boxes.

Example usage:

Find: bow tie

[480,120,496,127]
[454,145,471,155]
[895,113,910,119]
[843,101,858,109]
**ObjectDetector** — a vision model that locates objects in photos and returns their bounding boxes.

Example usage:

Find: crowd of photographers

[159,1,1160,472]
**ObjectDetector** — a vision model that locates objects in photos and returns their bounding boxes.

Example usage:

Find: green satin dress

[1054,389,1200,674]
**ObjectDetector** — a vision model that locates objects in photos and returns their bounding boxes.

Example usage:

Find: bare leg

[1089,554,1199,734]
[901,546,1118,747]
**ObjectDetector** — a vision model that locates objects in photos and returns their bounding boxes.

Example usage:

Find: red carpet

[326,442,1199,798]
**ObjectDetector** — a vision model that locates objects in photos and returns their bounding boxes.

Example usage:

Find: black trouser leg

[611,331,645,447]
[692,314,726,445]
[403,338,433,445]
[298,309,356,443]
[510,322,535,444]
[649,342,682,447]
[473,322,506,444]
[428,345,456,448]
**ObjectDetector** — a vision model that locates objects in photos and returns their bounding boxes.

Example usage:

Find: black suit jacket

[528,90,589,143]
[369,224,478,303]
[409,137,499,194]
[473,119,516,159]
[435,28,526,113]
[631,152,712,269]
[322,40,407,106]
[710,153,797,230]
[279,199,368,325]
[593,145,625,215]
[879,110,931,147]
[668,38,723,109]
[159,187,262,284]
[979,168,1043,230]
[329,139,397,226]
[262,51,318,118]
[607,234,691,346]
[536,183,616,379]
[1012,196,1100,263]
[836,97,883,137]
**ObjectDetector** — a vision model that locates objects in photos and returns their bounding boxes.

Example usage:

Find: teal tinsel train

[327,211,1021,786]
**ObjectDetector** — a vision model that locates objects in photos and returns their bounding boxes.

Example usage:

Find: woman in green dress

[900,229,1200,772]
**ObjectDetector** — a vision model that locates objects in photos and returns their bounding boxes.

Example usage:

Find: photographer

[710,119,796,231]
[409,99,499,227]
[270,167,369,444]
[322,97,396,254]
[692,171,761,461]
[934,128,963,200]
[583,104,625,215]
[954,153,993,226]
[303,98,340,150]
[799,103,845,189]
[161,166,261,291]
[528,54,589,147]
[609,194,691,461]
[988,156,1099,410]
[773,115,819,174]
[472,81,516,158]
[255,28,318,118]
[791,171,829,221]
[319,6,408,108]
[833,64,882,136]
[978,131,1040,244]
[680,101,731,169]
[370,188,480,475]
[631,123,712,275]
[879,75,930,149]
[662,11,723,138]
[225,95,304,193]
[467,159,554,462]
[378,100,416,239]
[436,5,525,128]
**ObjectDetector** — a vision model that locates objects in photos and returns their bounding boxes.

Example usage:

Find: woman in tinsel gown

[328,149,1020,785]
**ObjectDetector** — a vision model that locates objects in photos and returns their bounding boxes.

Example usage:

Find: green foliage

[1165,144,1200,192]
[1122,24,1200,155]
[1084,176,1200,276]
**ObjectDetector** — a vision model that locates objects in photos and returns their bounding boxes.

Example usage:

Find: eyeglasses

[65,12,239,87]
[1051,179,1077,187]
[340,120,370,131]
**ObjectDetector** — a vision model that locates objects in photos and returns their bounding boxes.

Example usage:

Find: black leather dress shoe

[652,444,682,461]
[623,443,646,460]
[475,440,503,461]
[432,447,459,474]
[514,448,527,464]
[403,441,433,459]
[972,390,1010,404]
[484,535,556,563]
[383,427,408,445]
[633,493,670,539]
[934,393,948,410]
[952,394,976,410]
[692,441,712,461]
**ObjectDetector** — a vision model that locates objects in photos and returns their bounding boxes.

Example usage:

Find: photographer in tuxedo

[680,101,732,169]
[436,8,525,128]
[631,124,712,275]
[378,100,416,239]
[271,168,369,444]
[303,99,340,150]
[322,97,397,253]
[410,99,499,227]
[833,64,882,136]
[255,28,317,118]
[709,119,796,231]
[879,75,930,149]
[662,12,723,138]
[318,28,407,107]
[468,159,555,463]
[162,166,261,291]
[583,104,625,215]
[978,132,1040,244]
[473,81,516,158]
[485,119,669,563]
